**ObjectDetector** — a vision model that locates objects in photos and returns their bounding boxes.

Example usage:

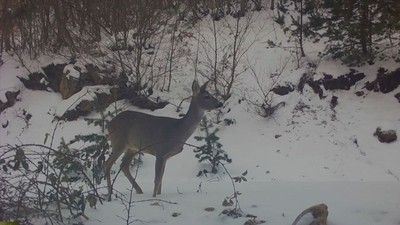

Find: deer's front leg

[153,156,166,197]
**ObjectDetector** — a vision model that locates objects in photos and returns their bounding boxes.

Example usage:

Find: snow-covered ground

[1,11,400,225]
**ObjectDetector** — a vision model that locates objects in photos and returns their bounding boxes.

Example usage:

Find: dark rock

[364,81,377,92]
[395,92,400,102]
[0,101,5,112]
[59,72,81,99]
[0,90,20,113]
[272,83,295,96]
[60,64,109,99]
[42,63,67,92]
[204,207,215,212]
[171,212,181,217]
[330,95,338,109]
[374,127,397,143]
[355,91,364,96]
[308,80,324,99]
[322,70,366,91]
[298,73,311,93]
[18,72,48,90]
[129,96,169,111]
[298,70,366,99]
[376,68,400,93]
[37,62,168,120]
[41,63,117,99]
[298,73,324,99]
[60,88,168,121]
[364,67,400,94]
[323,74,333,79]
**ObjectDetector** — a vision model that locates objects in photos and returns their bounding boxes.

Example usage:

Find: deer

[104,80,223,200]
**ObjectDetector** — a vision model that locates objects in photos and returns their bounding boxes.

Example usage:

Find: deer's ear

[192,80,200,95]
[200,81,209,91]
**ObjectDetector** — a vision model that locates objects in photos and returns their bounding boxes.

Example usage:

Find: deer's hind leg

[121,150,143,194]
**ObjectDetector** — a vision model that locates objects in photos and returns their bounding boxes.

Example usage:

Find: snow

[64,64,80,79]
[83,181,400,225]
[1,10,400,225]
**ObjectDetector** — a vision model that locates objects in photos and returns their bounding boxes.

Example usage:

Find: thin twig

[219,163,241,210]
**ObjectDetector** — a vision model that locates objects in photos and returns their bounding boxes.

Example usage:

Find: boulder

[374,127,397,143]
[298,69,366,99]
[0,90,20,113]
[18,72,48,90]
[322,70,365,91]
[129,95,169,111]
[59,72,81,99]
[272,83,295,96]
[365,67,400,94]
[42,63,67,92]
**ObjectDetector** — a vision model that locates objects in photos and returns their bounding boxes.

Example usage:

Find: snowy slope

[1,10,400,225]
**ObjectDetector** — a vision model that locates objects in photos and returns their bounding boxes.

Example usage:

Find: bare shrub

[244,58,290,118]
[196,10,262,101]
[0,139,107,224]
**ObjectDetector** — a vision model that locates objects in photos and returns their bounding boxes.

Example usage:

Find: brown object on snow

[292,203,328,225]
[374,127,397,143]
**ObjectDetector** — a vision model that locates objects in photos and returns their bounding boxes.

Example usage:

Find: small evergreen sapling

[193,118,232,176]
[192,119,258,221]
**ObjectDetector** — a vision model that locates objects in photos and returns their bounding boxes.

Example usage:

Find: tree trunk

[359,1,369,55]
[1,0,12,51]
[299,0,305,57]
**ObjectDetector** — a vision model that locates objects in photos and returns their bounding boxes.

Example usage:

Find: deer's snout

[217,102,223,108]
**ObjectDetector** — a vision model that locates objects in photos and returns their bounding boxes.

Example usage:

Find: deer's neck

[179,99,205,137]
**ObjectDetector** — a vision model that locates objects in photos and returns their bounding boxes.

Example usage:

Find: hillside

[1,6,400,225]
